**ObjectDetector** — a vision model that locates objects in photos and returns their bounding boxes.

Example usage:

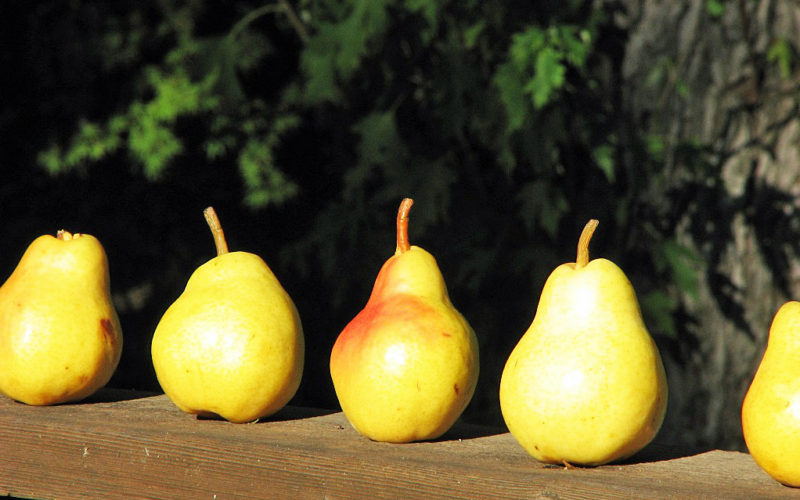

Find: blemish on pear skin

[442,332,452,338]
[99,318,114,343]
[454,384,460,395]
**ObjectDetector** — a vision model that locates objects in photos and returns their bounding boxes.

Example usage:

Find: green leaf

[509,29,545,69]
[143,66,219,122]
[540,193,568,238]
[301,0,393,104]
[592,144,615,183]
[352,110,404,166]
[238,138,298,207]
[494,61,528,132]
[463,20,486,49]
[37,116,128,174]
[128,115,183,179]
[644,134,666,162]
[559,26,590,67]
[194,35,249,103]
[705,0,725,18]
[676,79,689,98]
[767,38,794,79]
[516,180,568,238]
[498,24,592,113]
[203,135,236,160]
[527,47,566,109]
[37,145,65,175]
[640,290,678,338]
[645,57,670,90]
[404,0,439,41]
[662,239,702,299]
[387,160,456,232]
[300,35,343,104]
[346,110,408,200]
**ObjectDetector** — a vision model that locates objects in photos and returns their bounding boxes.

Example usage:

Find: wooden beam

[0,389,792,499]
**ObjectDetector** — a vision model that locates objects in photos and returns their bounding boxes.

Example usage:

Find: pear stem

[576,219,599,268]
[203,206,230,256]
[396,198,414,254]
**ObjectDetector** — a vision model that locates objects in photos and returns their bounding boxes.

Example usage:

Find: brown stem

[278,0,310,44]
[203,207,229,256]
[396,198,414,254]
[576,219,599,268]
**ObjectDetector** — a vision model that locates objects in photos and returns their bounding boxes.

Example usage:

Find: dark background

[3,1,800,451]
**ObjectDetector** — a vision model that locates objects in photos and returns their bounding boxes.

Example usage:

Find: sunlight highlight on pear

[742,301,800,487]
[499,219,667,466]
[0,230,123,405]
[151,207,304,423]
[330,198,479,443]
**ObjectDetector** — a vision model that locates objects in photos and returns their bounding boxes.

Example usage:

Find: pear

[499,220,667,466]
[742,301,800,487]
[0,230,123,405]
[330,198,479,443]
[151,207,304,423]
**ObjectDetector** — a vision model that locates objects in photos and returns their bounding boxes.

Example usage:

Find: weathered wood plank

[0,389,793,499]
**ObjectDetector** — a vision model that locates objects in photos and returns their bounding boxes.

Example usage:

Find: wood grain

[0,389,794,499]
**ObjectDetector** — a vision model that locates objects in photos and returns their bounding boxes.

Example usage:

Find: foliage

[37,1,298,205]
[705,0,726,18]
[18,0,731,422]
[767,38,796,78]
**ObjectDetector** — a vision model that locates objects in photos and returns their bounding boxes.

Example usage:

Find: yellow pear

[0,230,122,405]
[330,198,479,443]
[151,207,304,423]
[742,301,800,487]
[499,220,667,466]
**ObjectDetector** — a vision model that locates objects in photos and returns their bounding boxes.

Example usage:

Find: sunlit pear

[742,301,800,487]
[151,207,304,423]
[0,230,123,405]
[500,219,667,466]
[330,198,479,443]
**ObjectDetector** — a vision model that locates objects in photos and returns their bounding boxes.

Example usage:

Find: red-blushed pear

[151,207,304,423]
[742,301,800,487]
[330,198,479,443]
[499,220,667,466]
[0,230,122,405]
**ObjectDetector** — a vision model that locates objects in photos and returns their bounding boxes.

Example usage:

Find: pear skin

[742,301,800,487]
[151,207,304,423]
[499,220,667,466]
[0,230,123,405]
[330,198,479,443]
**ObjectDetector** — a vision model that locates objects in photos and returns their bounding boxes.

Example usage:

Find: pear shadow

[194,405,339,424]
[71,387,159,405]
[518,442,716,470]
[430,421,508,442]
[613,441,715,465]
[262,405,339,422]
[495,442,716,469]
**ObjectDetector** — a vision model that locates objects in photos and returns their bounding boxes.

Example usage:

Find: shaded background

[3,0,800,451]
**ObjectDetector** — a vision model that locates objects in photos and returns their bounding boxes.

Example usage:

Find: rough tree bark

[619,0,800,450]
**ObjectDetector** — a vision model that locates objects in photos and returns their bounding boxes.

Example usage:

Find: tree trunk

[619,0,800,449]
